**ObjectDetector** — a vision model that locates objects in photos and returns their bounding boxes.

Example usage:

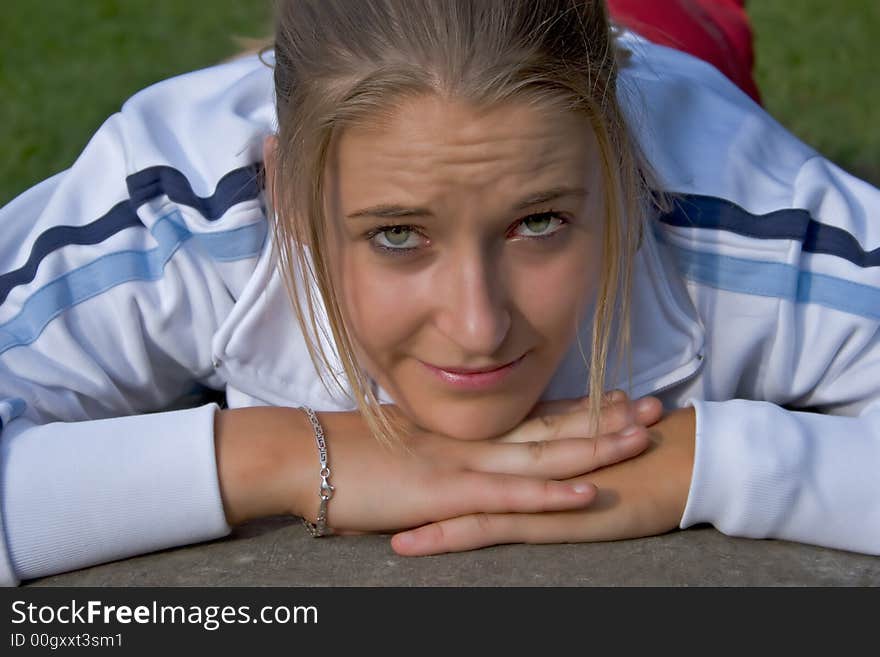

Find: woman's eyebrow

[512,186,588,210]
[346,186,587,220]
[347,204,433,220]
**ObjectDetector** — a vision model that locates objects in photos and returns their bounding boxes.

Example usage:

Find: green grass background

[1,0,877,206]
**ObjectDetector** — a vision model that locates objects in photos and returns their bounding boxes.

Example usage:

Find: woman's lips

[420,353,527,389]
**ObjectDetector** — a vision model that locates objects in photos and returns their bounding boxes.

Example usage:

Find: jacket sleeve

[0,63,270,584]
[679,158,880,555]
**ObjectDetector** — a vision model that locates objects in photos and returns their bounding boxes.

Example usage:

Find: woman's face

[323,94,604,440]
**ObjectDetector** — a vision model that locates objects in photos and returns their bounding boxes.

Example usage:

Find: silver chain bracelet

[299,406,335,537]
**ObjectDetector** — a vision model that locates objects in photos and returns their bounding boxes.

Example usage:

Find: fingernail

[571,483,592,494]
[620,425,641,437]
[395,532,416,547]
[635,398,655,415]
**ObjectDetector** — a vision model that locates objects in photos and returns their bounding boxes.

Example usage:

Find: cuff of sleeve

[1,403,231,582]
[679,398,805,539]
[680,399,880,554]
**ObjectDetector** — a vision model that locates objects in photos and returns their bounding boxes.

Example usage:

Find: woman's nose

[433,251,511,357]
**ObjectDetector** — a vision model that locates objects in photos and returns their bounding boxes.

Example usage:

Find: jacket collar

[212,221,705,410]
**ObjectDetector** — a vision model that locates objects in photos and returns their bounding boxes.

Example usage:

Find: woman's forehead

[328,95,599,210]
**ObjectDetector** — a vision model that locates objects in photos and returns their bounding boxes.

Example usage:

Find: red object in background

[606,0,762,104]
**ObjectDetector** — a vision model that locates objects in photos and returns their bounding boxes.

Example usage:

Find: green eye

[514,213,566,238]
[523,216,552,234]
[366,224,424,254]
[384,226,412,246]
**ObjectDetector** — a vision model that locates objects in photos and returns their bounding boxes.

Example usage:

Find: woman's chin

[409,402,532,441]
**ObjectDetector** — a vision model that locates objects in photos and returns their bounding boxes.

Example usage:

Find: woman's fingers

[497,396,662,444]
[391,489,635,556]
[461,427,650,478]
[425,470,598,517]
[392,514,520,555]
[390,512,583,556]
[524,389,626,419]
[633,396,664,425]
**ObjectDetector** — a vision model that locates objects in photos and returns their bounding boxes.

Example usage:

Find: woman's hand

[316,393,664,534]
[390,405,695,555]
[214,392,663,534]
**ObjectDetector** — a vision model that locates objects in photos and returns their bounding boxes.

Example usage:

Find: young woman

[1,0,878,586]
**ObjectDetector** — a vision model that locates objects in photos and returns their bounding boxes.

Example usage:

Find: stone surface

[25,517,880,587]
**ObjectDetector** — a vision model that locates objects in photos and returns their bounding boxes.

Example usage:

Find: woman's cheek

[511,243,598,333]
[340,254,427,359]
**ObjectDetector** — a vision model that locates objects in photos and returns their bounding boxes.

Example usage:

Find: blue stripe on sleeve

[0,202,141,306]
[0,210,266,355]
[0,163,263,305]
[126,164,263,220]
[796,271,880,321]
[0,397,27,430]
[190,221,268,262]
[661,238,880,321]
[659,194,811,240]
[663,242,799,299]
[659,194,880,268]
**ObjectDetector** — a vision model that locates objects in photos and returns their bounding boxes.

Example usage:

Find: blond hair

[268,0,658,445]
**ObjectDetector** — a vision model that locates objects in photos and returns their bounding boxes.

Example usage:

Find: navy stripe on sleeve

[126,164,263,220]
[659,194,880,267]
[0,163,263,305]
[0,203,140,305]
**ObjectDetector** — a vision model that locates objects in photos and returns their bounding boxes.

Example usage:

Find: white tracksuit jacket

[2,34,879,585]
